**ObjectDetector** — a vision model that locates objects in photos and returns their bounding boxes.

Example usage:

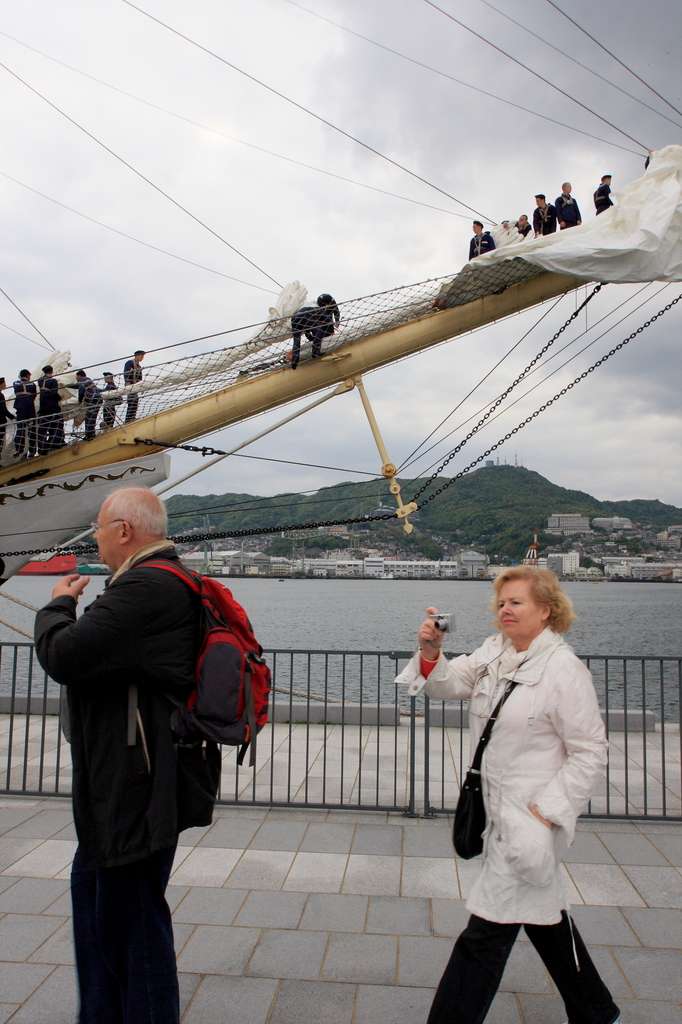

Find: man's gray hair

[103,487,167,537]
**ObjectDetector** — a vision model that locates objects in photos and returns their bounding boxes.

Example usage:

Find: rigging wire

[398,293,566,470]
[0,319,54,348]
[0,61,283,289]
[0,32,474,222]
[422,0,649,151]
[545,0,682,121]
[476,0,682,131]
[402,282,665,483]
[283,0,641,155]
[0,286,54,351]
[120,0,496,223]
[399,282,657,478]
[0,170,278,295]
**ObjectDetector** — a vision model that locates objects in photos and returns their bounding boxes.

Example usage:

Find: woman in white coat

[396,566,620,1024]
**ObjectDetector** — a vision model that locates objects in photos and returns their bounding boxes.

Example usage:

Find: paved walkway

[0,797,681,1023]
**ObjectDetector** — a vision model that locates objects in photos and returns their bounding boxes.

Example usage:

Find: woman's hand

[530,806,553,829]
[51,573,90,605]
[418,606,444,659]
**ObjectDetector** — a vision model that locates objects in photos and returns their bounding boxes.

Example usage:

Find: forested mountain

[165,466,681,554]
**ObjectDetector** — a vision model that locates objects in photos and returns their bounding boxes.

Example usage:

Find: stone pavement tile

[599,831,670,865]
[235,890,307,929]
[50,822,78,841]
[176,924,261,975]
[351,825,403,856]
[0,913,65,962]
[165,884,190,912]
[1,839,77,879]
[39,889,72,917]
[564,863,646,906]
[354,983,434,1024]
[173,923,196,956]
[622,906,682,947]
[28,919,74,964]
[299,823,355,854]
[569,905,640,946]
[283,852,348,893]
[582,945,633,998]
[6,964,76,1024]
[0,877,69,914]
[561,831,613,863]
[484,992,523,1023]
[269,979,355,1024]
[0,1006,20,1023]
[0,962,53,1003]
[322,933,397,985]
[403,828,455,858]
[325,811,389,824]
[181,975,278,1024]
[402,856,459,900]
[431,898,469,938]
[342,855,401,897]
[455,858,481,899]
[577,819,640,833]
[249,820,308,851]
[612,946,682,999]
[178,973,201,1018]
[0,838,42,873]
[614,997,682,1023]
[0,877,17,895]
[516,992,569,1023]
[397,935,454,987]
[367,895,431,936]
[172,888,245,929]
[623,865,682,908]
[0,808,40,835]
[559,863,583,905]
[247,928,328,981]
[299,893,368,933]
[170,847,242,887]
[499,942,552,994]
[2,810,73,840]
[224,849,295,891]
[649,833,682,866]
[197,818,261,849]
[170,845,193,874]
[213,805,269,820]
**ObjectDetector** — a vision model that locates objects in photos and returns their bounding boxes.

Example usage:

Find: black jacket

[469,232,496,260]
[533,204,557,235]
[35,548,201,870]
[555,193,582,226]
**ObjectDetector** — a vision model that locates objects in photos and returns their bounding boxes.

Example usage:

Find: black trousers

[427,912,619,1024]
[71,844,179,1024]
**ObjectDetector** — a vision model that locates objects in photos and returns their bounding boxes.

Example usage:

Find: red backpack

[145,561,271,767]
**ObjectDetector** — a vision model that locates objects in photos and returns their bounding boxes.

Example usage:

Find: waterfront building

[457,550,490,578]
[546,552,579,575]
[592,516,634,531]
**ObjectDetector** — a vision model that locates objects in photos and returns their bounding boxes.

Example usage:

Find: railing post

[422,695,435,817]
[404,695,418,817]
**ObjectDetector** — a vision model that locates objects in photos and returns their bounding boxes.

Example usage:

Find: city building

[592,517,634,531]
[546,514,591,535]
[458,550,490,578]
[546,552,580,575]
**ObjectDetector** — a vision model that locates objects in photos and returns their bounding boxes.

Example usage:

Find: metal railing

[1,644,680,819]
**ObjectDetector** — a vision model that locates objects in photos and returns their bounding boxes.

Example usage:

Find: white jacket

[395,627,607,924]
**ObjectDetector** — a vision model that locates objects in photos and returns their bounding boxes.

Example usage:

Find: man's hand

[51,573,90,604]
[530,806,553,829]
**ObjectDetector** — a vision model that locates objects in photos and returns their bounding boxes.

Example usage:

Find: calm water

[1,576,681,657]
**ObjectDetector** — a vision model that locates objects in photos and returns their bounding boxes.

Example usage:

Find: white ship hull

[0,453,170,583]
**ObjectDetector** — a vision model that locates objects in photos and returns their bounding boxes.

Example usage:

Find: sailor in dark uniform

[469,221,496,260]
[533,195,557,236]
[13,369,38,458]
[594,175,613,215]
[0,377,16,457]
[100,372,121,430]
[37,364,65,454]
[555,183,582,229]
[70,371,103,441]
[123,350,145,422]
[289,294,340,368]
[313,293,340,358]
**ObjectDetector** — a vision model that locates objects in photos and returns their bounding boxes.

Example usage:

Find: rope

[0,591,40,612]
[0,617,33,640]
[1,291,675,561]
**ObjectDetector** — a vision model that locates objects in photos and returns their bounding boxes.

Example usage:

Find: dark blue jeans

[71,844,179,1024]
[427,912,619,1024]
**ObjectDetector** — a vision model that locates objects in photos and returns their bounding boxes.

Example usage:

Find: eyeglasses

[90,519,125,533]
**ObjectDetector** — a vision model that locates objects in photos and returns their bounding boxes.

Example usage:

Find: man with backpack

[35,488,216,1024]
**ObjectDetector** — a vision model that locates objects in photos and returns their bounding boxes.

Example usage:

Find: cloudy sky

[0,0,681,515]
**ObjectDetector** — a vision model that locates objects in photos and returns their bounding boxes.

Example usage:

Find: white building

[546,514,591,535]
[592,517,634,531]
[546,552,580,575]
[630,562,680,579]
[458,551,490,578]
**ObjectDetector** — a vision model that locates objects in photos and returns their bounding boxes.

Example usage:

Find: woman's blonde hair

[490,566,577,633]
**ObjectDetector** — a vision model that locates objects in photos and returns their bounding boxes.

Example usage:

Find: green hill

[165,466,682,556]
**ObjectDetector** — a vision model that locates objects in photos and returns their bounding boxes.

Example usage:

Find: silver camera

[429,613,453,633]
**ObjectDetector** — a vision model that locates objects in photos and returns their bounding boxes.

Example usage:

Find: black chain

[133,438,235,457]
[410,283,603,503]
[0,290,677,560]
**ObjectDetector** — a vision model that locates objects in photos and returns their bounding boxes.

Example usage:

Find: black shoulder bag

[453,679,519,859]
